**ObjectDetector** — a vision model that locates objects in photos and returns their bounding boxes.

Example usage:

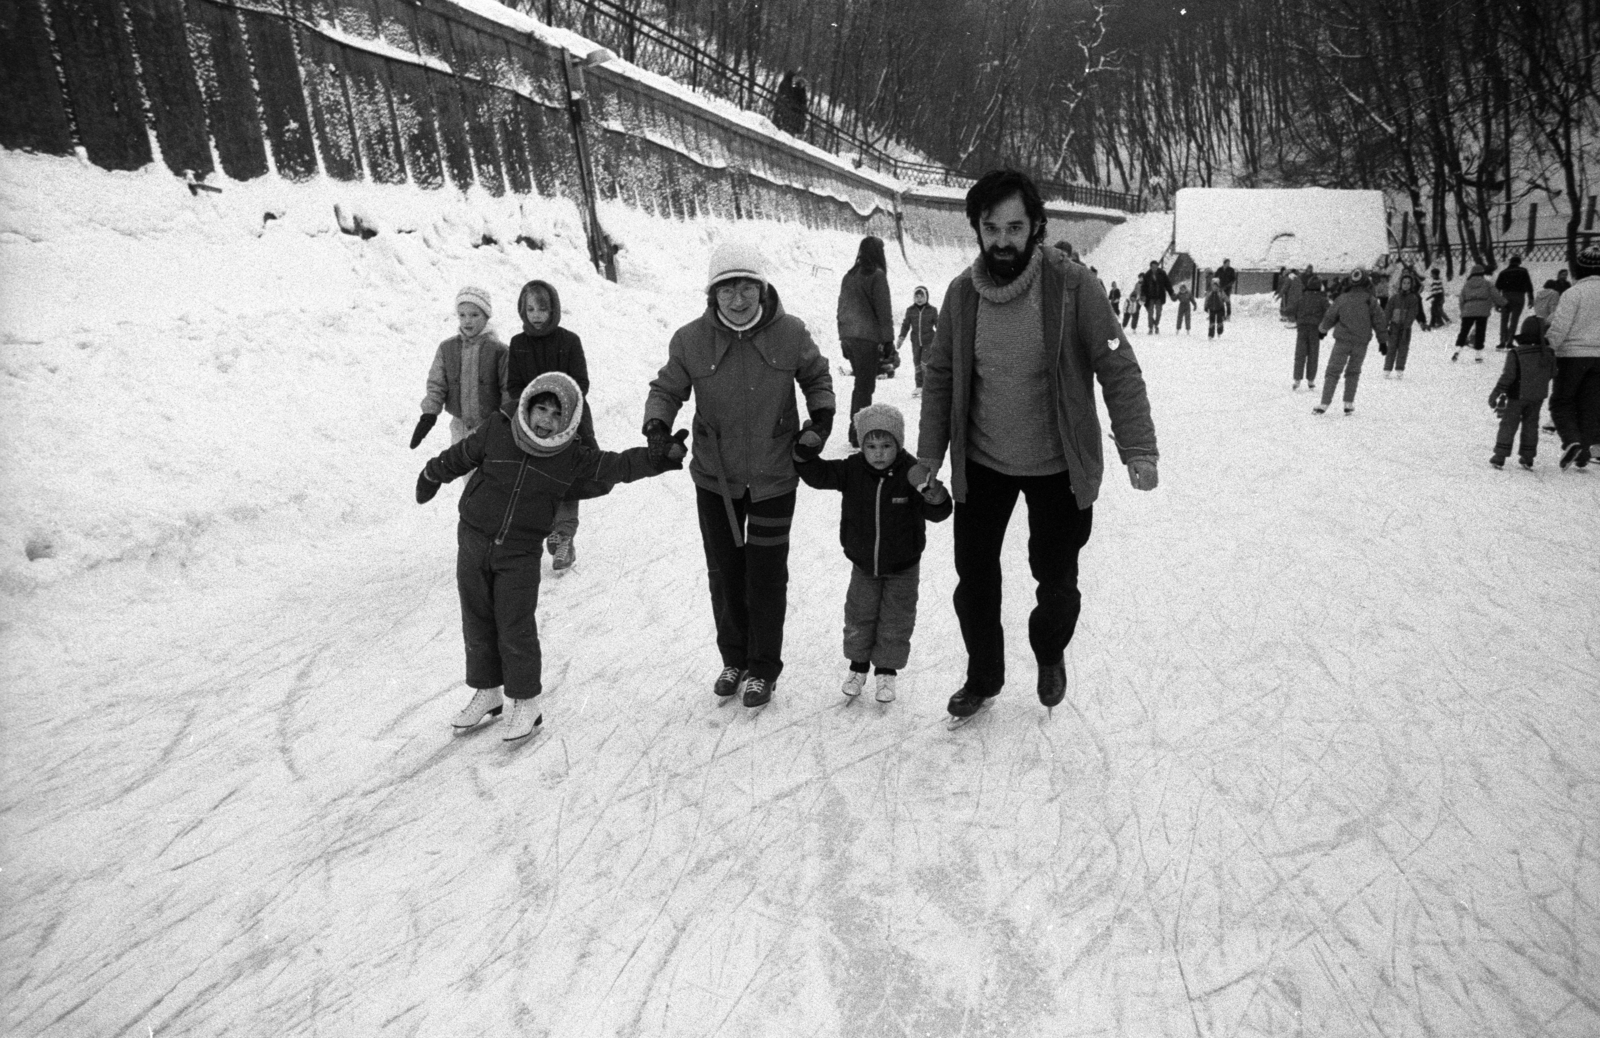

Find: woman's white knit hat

[707,240,768,289]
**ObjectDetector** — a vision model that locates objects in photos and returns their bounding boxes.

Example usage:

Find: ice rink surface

[2,153,1597,1036]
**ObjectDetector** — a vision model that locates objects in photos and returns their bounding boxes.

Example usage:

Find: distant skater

[1204,279,1226,338]
[412,286,509,450]
[1487,315,1557,469]
[896,285,938,398]
[837,236,895,446]
[1174,283,1193,333]
[1453,264,1502,363]
[1314,268,1386,415]
[1291,275,1329,391]
[1383,273,1423,377]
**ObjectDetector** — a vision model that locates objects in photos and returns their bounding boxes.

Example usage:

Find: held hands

[416,470,440,504]
[660,429,689,470]
[1127,457,1159,492]
[643,419,673,469]
[1488,390,1507,411]
[410,412,438,449]
[907,462,948,503]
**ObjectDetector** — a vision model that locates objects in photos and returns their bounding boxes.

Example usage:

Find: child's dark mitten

[792,438,822,463]
[416,470,440,504]
[410,412,438,449]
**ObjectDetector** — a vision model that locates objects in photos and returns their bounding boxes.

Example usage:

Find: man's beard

[982,235,1038,283]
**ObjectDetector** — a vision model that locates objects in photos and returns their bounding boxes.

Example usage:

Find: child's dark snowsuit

[423,374,664,700]
[795,448,951,670]
[1384,287,1423,372]
[1175,286,1194,332]
[1490,316,1558,464]
[1204,286,1226,338]
[898,300,938,389]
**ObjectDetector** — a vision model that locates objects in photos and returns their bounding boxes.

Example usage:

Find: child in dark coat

[1203,281,1227,338]
[1174,283,1194,333]
[508,280,595,572]
[416,371,685,741]
[1488,315,1558,468]
[896,285,938,396]
[1292,276,1329,391]
[793,403,951,704]
[1383,274,1424,376]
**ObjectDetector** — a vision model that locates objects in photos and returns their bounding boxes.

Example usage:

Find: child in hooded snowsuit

[1383,273,1424,376]
[412,286,510,449]
[1315,268,1387,414]
[896,285,938,394]
[1174,283,1194,333]
[1292,276,1329,391]
[416,372,685,742]
[508,280,596,572]
[793,403,951,704]
[1122,280,1143,331]
[1203,281,1227,337]
[1488,315,1558,468]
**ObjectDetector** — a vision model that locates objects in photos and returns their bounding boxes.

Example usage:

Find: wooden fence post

[1525,203,1537,252]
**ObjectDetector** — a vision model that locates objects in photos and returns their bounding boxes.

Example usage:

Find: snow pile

[1175,187,1387,271]
[1082,210,1173,292]
[0,149,965,592]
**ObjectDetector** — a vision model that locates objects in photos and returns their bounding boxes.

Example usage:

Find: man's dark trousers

[952,460,1094,693]
[697,487,796,681]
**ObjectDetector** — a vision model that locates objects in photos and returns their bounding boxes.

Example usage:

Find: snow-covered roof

[1174,187,1387,271]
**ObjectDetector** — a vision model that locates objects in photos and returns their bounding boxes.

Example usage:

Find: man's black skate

[1037,659,1066,714]
[713,666,744,699]
[947,684,997,727]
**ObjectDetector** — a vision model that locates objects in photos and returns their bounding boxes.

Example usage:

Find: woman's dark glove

[416,471,440,504]
[643,419,673,469]
[798,408,833,452]
[659,429,690,470]
[410,413,438,449]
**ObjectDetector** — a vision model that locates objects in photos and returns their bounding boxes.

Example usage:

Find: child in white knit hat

[793,402,951,704]
[410,285,510,449]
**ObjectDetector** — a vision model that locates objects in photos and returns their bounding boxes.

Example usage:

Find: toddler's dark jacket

[795,449,951,576]
[1492,317,1558,403]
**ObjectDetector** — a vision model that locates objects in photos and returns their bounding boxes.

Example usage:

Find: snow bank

[1175,187,1387,271]
[0,149,969,593]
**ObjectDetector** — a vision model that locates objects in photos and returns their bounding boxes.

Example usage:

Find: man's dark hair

[965,169,1046,237]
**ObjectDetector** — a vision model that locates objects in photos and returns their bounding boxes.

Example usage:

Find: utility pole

[560,46,618,282]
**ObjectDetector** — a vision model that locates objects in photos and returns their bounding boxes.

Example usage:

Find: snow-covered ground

[2,150,1598,1037]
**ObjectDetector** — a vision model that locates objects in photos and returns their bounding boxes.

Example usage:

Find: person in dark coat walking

[507,279,595,572]
[417,372,683,742]
[1495,255,1536,348]
[644,240,837,708]
[837,235,895,445]
[794,403,951,705]
[896,285,938,395]
[1139,260,1175,333]
[1215,259,1237,317]
[772,71,808,136]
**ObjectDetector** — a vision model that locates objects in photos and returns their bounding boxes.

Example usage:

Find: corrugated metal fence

[1,0,1126,258]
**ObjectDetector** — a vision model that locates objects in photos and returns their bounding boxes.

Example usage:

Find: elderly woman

[643,240,836,707]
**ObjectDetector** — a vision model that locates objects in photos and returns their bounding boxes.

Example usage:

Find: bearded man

[917,169,1161,722]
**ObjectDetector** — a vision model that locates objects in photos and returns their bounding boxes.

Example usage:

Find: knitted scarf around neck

[970,249,1042,305]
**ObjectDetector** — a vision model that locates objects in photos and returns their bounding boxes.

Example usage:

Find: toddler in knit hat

[411,286,509,450]
[793,402,951,705]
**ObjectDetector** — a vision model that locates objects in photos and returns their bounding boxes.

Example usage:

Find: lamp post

[561,46,618,282]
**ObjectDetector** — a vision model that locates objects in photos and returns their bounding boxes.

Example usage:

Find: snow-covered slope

[3,151,1598,1037]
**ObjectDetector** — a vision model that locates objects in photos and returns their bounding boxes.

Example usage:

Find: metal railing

[537,0,1145,212]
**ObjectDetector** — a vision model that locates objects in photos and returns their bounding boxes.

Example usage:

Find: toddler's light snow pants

[843,563,920,671]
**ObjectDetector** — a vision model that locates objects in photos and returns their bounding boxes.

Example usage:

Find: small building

[1174,187,1388,293]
